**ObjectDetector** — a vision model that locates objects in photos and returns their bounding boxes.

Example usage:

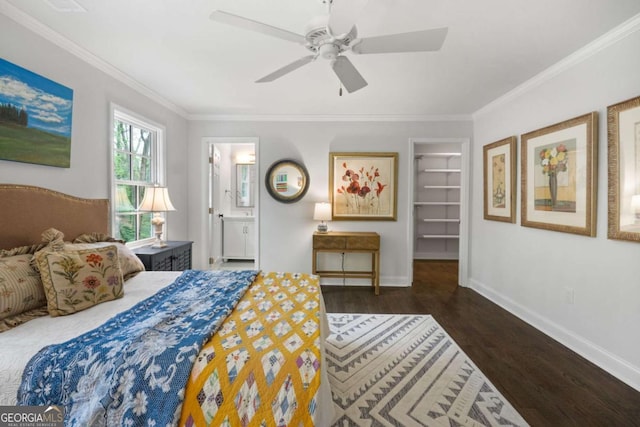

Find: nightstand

[133,241,193,271]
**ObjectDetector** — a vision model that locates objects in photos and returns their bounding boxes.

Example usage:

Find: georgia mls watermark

[0,405,64,427]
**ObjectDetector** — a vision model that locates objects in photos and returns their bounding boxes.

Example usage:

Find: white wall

[471,29,640,390]
[0,14,189,240]
[187,120,473,283]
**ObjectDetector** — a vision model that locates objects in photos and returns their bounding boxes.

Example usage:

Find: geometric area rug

[325,314,529,427]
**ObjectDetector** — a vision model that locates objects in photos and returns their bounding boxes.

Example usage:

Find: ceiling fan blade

[256,55,315,83]
[331,56,367,93]
[210,10,306,44]
[352,27,448,54]
[328,0,369,37]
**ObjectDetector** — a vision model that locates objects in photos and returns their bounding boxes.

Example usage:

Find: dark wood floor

[321,260,640,427]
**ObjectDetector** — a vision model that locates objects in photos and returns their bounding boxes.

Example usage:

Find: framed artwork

[0,58,73,168]
[483,136,517,223]
[521,112,598,236]
[607,95,640,242]
[265,159,309,203]
[329,152,398,221]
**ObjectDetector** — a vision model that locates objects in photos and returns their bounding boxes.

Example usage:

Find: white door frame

[203,137,260,269]
[408,138,470,287]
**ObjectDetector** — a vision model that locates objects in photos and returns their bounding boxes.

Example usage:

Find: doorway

[206,137,259,271]
[409,138,469,287]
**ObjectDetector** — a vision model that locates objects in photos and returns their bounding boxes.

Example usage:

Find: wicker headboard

[0,184,109,250]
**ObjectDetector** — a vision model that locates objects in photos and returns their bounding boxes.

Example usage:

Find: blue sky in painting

[0,58,73,138]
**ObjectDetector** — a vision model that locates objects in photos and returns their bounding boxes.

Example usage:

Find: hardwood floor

[321,261,640,426]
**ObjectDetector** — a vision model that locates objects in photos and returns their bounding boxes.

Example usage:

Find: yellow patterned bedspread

[179,272,322,427]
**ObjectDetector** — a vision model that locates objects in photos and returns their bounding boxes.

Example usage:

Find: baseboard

[468,278,640,392]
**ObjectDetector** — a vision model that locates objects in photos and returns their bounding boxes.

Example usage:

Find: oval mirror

[265,159,310,203]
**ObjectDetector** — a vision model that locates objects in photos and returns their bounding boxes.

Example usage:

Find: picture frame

[607,95,640,242]
[329,152,398,221]
[265,159,309,203]
[521,112,598,236]
[483,136,517,223]
[0,57,73,168]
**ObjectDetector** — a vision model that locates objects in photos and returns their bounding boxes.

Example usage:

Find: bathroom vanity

[222,216,255,261]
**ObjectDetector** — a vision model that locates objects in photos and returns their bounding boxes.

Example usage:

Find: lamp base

[151,213,167,247]
[317,222,328,233]
[151,238,168,248]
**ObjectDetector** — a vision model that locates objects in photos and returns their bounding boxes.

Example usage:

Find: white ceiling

[3,0,640,118]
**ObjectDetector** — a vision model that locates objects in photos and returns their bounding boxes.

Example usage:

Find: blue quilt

[18,269,258,427]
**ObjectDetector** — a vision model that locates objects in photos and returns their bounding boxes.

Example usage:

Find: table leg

[374,250,380,295]
[312,249,317,274]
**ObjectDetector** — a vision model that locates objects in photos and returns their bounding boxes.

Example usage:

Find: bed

[0,184,333,426]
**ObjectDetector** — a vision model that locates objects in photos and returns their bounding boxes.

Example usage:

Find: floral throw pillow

[66,242,145,280]
[35,245,124,317]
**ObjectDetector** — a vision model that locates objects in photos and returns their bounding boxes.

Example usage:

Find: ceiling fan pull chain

[339,83,343,96]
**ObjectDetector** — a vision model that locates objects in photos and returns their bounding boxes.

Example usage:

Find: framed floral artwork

[607,95,640,242]
[329,152,398,221]
[483,136,517,223]
[521,112,598,236]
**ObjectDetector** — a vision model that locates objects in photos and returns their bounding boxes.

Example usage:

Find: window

[111,106,165,244]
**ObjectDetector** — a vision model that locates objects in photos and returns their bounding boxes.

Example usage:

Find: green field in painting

[0,123,71,168]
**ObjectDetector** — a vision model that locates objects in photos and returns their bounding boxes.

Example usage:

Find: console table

[312,231,380,295]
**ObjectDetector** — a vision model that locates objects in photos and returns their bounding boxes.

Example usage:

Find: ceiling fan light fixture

[304,14,357,54]
[319,43,339,60]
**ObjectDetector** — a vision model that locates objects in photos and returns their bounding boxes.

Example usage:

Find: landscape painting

[0,58,73,168]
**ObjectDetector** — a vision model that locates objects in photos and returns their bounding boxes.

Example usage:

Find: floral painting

[330,152,398,220]
[521,112,597,236]
[534,139,577,212]
[492,154,506,208]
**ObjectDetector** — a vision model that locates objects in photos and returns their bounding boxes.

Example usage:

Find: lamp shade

[313,202,331,221]
[138,186,176,212]
[116,186,135,212]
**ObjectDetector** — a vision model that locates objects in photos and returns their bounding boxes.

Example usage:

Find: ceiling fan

[210,0,448,94]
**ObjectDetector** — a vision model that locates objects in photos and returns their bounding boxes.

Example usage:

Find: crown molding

[473,12,640,118]
[0,0,188,118]
[187,113,472,122]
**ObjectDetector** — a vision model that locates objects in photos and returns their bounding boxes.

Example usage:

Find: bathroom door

[210,145,223,265]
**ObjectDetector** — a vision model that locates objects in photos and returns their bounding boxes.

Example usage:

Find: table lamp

[632,194,640,224]
[313,202,331,233]
[138,185,176,247]
[115,186,135,212]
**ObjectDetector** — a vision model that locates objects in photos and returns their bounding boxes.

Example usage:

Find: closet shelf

[415,153,461,159]
[421,219,460,223]
[414,202,460,206]
[421,168,461,173]
[423,185,461,189]
[419,235,460,239]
